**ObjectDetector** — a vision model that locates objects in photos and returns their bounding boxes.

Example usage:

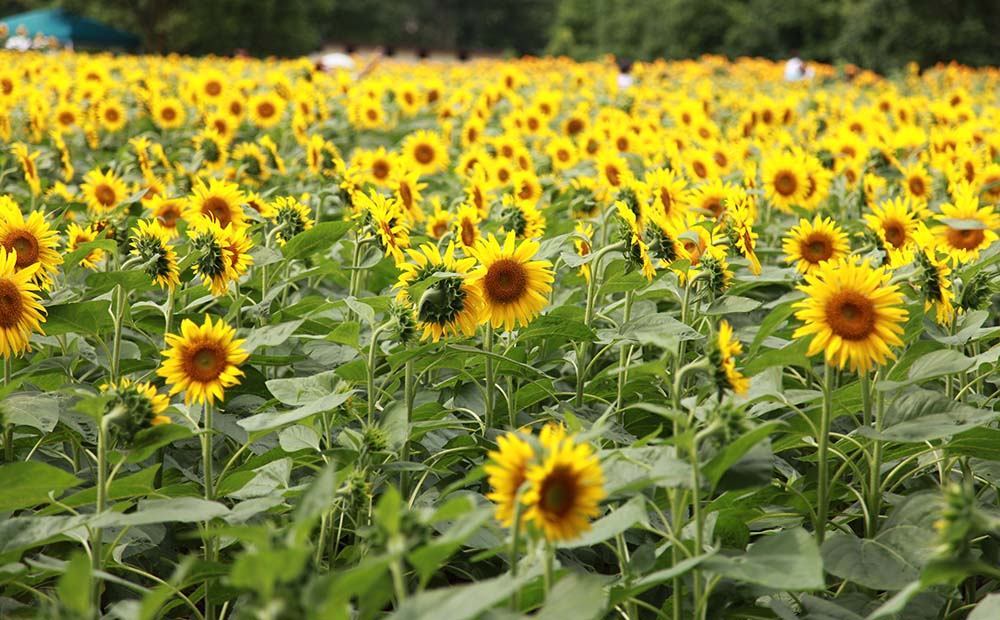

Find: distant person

[784,49,814,82]
[616,57,635,90]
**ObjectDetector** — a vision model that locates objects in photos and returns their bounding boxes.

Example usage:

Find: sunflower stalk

[366,322,392,425]
[615,290,635,412]
[3,357,11,462]
[92,404,125,612]
[575,241,623,407]
[201,401,217,620]
[400,355,414,499]
[816,363,834,545]
[484,324,496,430]
[508,484,528,611]
[866,383,885,538]
[109,283,126,383]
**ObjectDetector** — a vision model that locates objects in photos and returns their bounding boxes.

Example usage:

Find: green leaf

[610,553,711,606]
[822,526,934,590]
[703,527,824,591]
[239,390,352,432]
[56,551,91,615]
[266,369,342,406]
[559,495,649,549]
[602,446,692,494]
[535,573,608,620]
[281,220,353,260]
[877,349,974,392]
[3,393,63,432]
[862,389,998,442]
[0,462,83,511]
[946,428,1000,461]
[230,547,311,600]
[704,295,761,315]
[278,425,321,452]
[702,421,784,487]
[94,497,230,527]
[620,312,702,352]
[517,313,597,343]
[387,570,536,620]
[0,516,91,554]
[969,593,1000,620]
[44,300,114,335]
[408,502,492,586]
[122,424,194,463]
[241,319,304,352]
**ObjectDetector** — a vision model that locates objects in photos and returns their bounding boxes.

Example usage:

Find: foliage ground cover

[0,51,999,620]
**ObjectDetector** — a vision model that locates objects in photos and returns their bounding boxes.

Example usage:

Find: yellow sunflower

[689,179,736,221]
[393,167,427,223]
[762,151,809,212]
[468,232,554,332]
[357,190,410,265]
[186,178,246,230]
[158,314,249,406]
[151,96,186,130]
[247,91,286,129]
[932,185,999,263]
[783,216,851,275]
[129,219,180,291]
[147,195,185,238]
[66,223,104,269]
[81,168,129,215]
[914,227,955,326]
[0,199,63,290]
[714,320,749,396]
[0,246,46,359]
[485,431,535,526]
[425,199,452,240]
[267,196,314,245]
[898,162,933,205]
[643,167,689,227]
[793,258,908,373]
[402,130,449,176]
[394,242,484,342]
[865,197,919,265]
[193,128,230,171]
[573,221,594,282]
[522,427,606,542]
[97,98,127,133]
[11,143,41,196]
[306,134,343,178]
[454,203,482,251]
[231,142,270,184]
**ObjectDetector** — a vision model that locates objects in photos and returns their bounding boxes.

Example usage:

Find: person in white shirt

[784,49,814,82]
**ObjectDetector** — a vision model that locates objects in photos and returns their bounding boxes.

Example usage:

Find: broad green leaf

[535,573,608,620]
[703,527,824,591]
[239,390,352,432]
[94,497,230,527]
[704,295,761,315]
[3,392,63,432]
[278,424,321,452]
[241,319,304,351]
[387,569,536,620]
[822,526,934,590]
[45,300,114,335]
[0,462,82,511]
[703,421,784,487]
[610,553,711,605]
[281,220,353,259]
[230,547,311,600]
[266,369,342,406]
[863,389,998,442]
[560,495,649,549]
[56,551,91,615]
[408,502,492,585]
[601,446,692,493]
[0,516,91,554]
[620,311,702,352]
[946,428,1000,461]
[121,424,194,463]
[877,349,974,392]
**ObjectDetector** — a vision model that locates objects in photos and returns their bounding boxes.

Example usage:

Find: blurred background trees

[1,0,998,71]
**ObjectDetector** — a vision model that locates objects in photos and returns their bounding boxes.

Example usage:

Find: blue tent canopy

[1,8,140,49]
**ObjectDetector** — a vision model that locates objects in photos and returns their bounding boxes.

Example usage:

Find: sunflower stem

[816,363,834,545]
[616,290,635,412]
[506,374,517,429]
[542,540,555,601]
[92,405,122,613]
[689,433,705,620]
[164,287,175,344]
[347,232,364,321]
[400,356,414,499]
[202,401,216,620]
[867,381,885,538]
[574,242,619,408]
[366,323,389,426]
[509,491,526,611]
[484,324,495,430]
[110,283,126,383]
[3,357,11,462]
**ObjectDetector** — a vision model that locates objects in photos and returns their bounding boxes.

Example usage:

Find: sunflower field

[1,50,1000,620]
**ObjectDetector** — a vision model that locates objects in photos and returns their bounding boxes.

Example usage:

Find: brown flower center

[399,182,413,209]
[659,188,673,216]
[94,183,116,207]
[825,290,876,341]
[160,106,177,122]
[257,101,276,119]
[774,170,797,196]
[483,258,527,304]
[184,342,227,382]
[703,199,723,219]
[946,226,985,251]
[5,232,39,270]
[801,233,834,263]
[58,111,76,126]
[205,81,222,97]
[372,159,390,180]
[604,164,621,187]
[460,220,477,248]
[538,465,578,518]
[414,143,435,165]
[882,220,906,248]
[0,279,24,328]
[432,220,448,238]
[202,197,233,228]
[908,176,925,197]
[566,118,584,135]
[692,161,708,179]
[104,108,120,123]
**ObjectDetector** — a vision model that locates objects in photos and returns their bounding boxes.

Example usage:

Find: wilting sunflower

[158,314,249,406]
[81,168,129,214]
[247,91,286,129]
[0,246,46,358]
[932,185,999,263]
[522,427,606,542]
[402,130,449,176]
[394,242,484,342]
[151,96,186,130]
[762,151,808,212]
[712,320,749,396]
[186,178,246,230]
[793,258,908,373]
[10,143,41,196]
[357,190,410,265]
[129,219,180,290]
[468,232,554,332]
[865,197,919,265]
[268,196,314,245]
[0,199,63,290]
[66,223,104,269]
[783,216,850,275]
[485,431,535,526]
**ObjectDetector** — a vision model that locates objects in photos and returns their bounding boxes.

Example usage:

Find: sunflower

[762,151,808,212]
[469,232,554,332]
[793,258,908,373]
[573,221,594,282]
[268,196,314,245]
[465,165,494,218]
[49,130,74,182]
[454,203,482,251]
[186,178,246,230]
[865,197,919,265]
[425,200,452,240]
[52,101,81,131]
[193,128,230,171]
[684,149,718,182]
[595,151,631,192]
[100,378,171,432]
[402,130,449,176]
[306,134,343,179]
[98,98,127,133]
[899,162,933,205]
[0,200,63,290]
[932,185,999,263]
[914,229,955,326]
[147,195,185,238]
[485,431,535,526]
[247,91,286,129]
[231,142,270,184]
[11,143,41,196]
[158,314,248,406]
[81,168,129,214]
[187,217,235,295]
[616,200,656,281]
[151,96,186,130]
[500,195,546,240]
[510,171,543,208]
[546,136,579,172]
[643,167,688,227]
[357,190,410,265]
[712,320,749,396]
[220,221,254,284]
[393,167,426,223]
[196,70,227,103]
[130,219,180,290]
[394,242,484,342]
[522,427,606,542]
[724,193,761,276]
[689,179,736,221]
[783,216,851,275]
[258,135,286,175]
[0,246,46,359]
[66,223,104,269]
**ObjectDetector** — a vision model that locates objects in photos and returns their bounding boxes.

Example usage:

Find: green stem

[164,287,175,343]
[3,357,10,462]
[867,386,885,537]
[400,357,414,499]
[92,405,123,613]
[509,495,525,611]
[690,435,705,620]
[366,324,388,426]
[542,540,555,602]
[506,374,516,429]
[347,233,365,321]
[202,402,216,620]
[616,290,635,411]
[816,363,834,545]
[110,283,126,383]
[573,242,621,407]
[484,324,495,430]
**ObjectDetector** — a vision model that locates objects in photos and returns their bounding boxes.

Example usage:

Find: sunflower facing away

[783,216,851,275]
[485,431,535,526]
[394,241,484,342]
[793,258,908,373]
[101,378,171,433]
[130,219,180,291]
[469,232,554,332]
[0,246,46,358]
[521,425,606,542]
[158,314,249,406]
[0,199,64,290]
